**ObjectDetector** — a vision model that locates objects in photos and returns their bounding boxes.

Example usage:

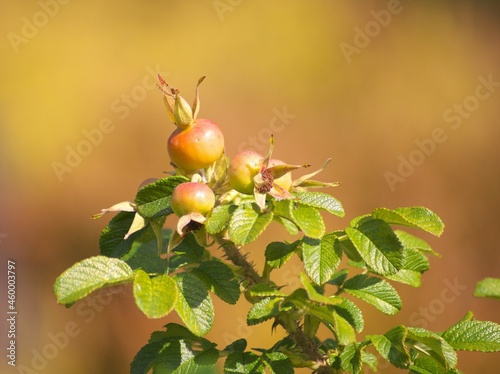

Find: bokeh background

[1,1,499,373]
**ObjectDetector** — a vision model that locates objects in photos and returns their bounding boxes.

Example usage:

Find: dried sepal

[157,75,206,129]
[92,201,136,219]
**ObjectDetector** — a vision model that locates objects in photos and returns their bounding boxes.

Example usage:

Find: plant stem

[215,235,333,372]
[215,235,262,285]
[289,322,332,373]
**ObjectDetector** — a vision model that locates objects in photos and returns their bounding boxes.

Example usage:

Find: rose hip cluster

[157,76,323,247]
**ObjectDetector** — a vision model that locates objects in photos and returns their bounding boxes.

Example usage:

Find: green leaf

[301,233,342,285]
[223,339,247,353]
[151,339,194,374]
[368,325,410,369]
[372,207,444,237]
[474,278,500,300]
[135,176,188,218]
[386,270,423,288]
[131,337,169,374]
[340,343,362,374]
[294,191,345,217]
[247,297,281,326]
[161,323,215,347]
[171,347,219,374]
[400,248,430,272]
[132,335,218,374]
[193,259,240,305]
[274,200,325,238]
[205,204,236,235]
[265,241,298,269]
[247,284,287,298]
[442,319,500,352]
[273,215,299,235]
[346,219,403,276]
[290,203,325,239]
[174,272,214,337]
[133,270,177,319]
[172,232,207,264]
[410,355,462,374]
[334,297,364,333]
[386,247,430,287]
[299,273,343,306]
[334,232,363,264]
[224,351,265,373]
[99,211,148,257]
[406,327,457,370]
[125,229,170,274]
[361,351,378,372]
[324,306,357,346]
[228,203,274,245]
[395,230,440,256]
[54,256,134,305]
[327,269,349,287]
[262,352,294,374]
[344,274,402,315]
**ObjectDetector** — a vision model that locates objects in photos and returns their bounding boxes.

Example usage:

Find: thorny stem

[214,235,333,372]
[214,235,262,285]
[291,324,332,373]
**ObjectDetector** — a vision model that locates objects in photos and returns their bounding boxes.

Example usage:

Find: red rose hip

[170,182,216,217]
[168,119,224,171]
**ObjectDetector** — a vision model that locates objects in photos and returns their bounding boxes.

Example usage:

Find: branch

[214,235,333,372]
[214,235,261,285]
[288,322,333,373]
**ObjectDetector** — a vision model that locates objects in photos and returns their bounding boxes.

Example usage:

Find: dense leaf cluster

[54,174,500,373]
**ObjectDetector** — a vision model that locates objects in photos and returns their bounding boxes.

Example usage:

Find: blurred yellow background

[1,1,499,373]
